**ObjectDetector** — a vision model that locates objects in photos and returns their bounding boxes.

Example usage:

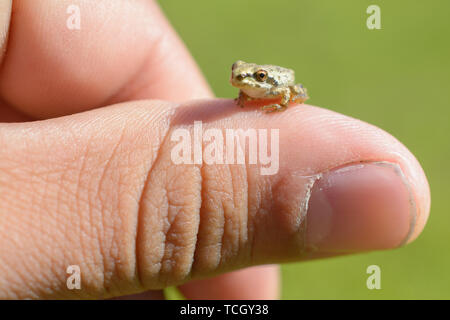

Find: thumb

[0,99,430,298]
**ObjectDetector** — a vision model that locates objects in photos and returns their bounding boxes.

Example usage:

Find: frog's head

[230,60,272,93]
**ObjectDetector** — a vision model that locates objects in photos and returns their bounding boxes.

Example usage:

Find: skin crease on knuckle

[135,122,283,288]
[134,107,315,289]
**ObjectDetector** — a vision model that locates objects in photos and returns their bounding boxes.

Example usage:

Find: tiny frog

[230,60,308,112]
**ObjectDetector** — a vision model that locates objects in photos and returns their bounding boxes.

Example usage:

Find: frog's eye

[236,74,244,81]
[255,70,268,82]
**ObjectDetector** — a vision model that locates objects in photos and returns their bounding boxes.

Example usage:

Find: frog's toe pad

[292,93,308,103]
[262,104,286,112]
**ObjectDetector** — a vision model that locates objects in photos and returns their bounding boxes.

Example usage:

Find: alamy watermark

[366,5,381,30]
[366,265,381,289]
[66,265,81,290]
[170,121,279,175]
[66,4,81,30]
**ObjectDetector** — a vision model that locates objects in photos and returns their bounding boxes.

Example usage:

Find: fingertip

[273,104,431,248]
[305,162,418,252]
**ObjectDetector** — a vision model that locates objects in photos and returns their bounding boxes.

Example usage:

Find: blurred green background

[158,0,450,299]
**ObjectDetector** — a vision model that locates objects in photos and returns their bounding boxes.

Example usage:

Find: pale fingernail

[305,162,416,253]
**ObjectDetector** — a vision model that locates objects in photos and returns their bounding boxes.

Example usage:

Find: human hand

[0,0,430,299]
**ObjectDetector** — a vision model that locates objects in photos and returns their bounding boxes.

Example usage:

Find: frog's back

[263,64,295,86]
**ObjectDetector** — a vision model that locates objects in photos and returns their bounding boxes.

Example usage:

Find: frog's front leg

[235,90,252,108]
[262,87,291,112]
[290,84,308,104]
